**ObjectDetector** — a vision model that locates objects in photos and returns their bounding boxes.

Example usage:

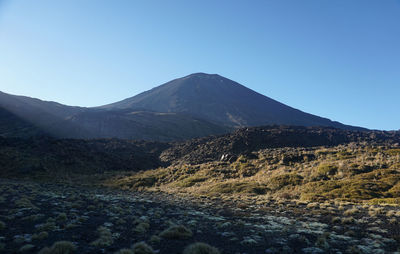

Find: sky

[0,0,399,130]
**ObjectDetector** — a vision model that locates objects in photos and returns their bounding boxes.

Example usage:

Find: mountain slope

[0,91,87,137]
[102,73,363,130]
[0,107,48,138]
[62,110,230,141]
[0,91,229,141]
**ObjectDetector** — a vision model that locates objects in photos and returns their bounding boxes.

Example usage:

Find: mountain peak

[186,72,220,77]
[101,74,364,131]
[182,72,225,81]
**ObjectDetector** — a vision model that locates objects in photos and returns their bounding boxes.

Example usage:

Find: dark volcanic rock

[1,126,399,176]
[0,137,170,176]
[160,126,400,165]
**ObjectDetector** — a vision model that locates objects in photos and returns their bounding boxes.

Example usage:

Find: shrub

[91,226,113,247]
[183,242,220,254]
[133,177,157,188]
[159,225,193,240]
[19,244,35,252]
[131,242,155,254]
[56,213,68,222]
[0,221,5,230]
[269,173,303,190]
[32,231,49,241]
[149,235,161,245]
[343,207,359,216]
[36,222,56,231]
[341,217,355,224]
[316,164,338,178]
[115,249,134,254]
[336,150,355,159]
[38,241,76,254]
[134,222,150,234]
[15,197,34,208]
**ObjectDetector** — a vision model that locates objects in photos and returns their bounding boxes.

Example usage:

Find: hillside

[160,125,400,165]
[1,126,398,178]
[0,91,229,141]
[0,136,169,178]
[63,110,230,141]
[0,107,47,138]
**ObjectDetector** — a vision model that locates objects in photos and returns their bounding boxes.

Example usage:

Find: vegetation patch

[315,164,338,179]
[90,226,114,247]
[183,242,220,254]
[386,149,400,156]
[368,198,400,205]
[301,172,398,201]
[175,175,208,187]
[39,241,76,254]
[131,241,155,254]
[208,181,267,195]
[159,225,193,240]
[269,173,303,190]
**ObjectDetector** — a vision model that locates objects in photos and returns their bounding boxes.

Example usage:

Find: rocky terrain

[160,126,400,165]
[1,126,399,179]
[0,136,169,178]
[1,179,399,254]
[1,126,400,253]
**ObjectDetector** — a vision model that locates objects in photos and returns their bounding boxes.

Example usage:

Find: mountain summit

[102,73,361,130]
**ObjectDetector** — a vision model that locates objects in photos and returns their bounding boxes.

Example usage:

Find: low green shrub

[159,225,193,240]
[131,241,154,254]
[38,241,76,254]
[183,242,220,254]
[90,226,113,247]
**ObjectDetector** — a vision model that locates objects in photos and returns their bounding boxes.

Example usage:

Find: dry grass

[105,143,400,205]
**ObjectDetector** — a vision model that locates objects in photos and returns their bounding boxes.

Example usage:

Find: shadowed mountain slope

[0,107,47,138]
[63,109,230,141]
[0,91,229,141]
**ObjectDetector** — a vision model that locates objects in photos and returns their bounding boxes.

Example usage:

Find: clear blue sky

[0,0,399,130]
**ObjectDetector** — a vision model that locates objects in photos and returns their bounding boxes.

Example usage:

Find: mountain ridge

[0,73,366,140]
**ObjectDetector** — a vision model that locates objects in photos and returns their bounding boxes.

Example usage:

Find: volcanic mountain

[103,73,362,130]
[0,73,364,140]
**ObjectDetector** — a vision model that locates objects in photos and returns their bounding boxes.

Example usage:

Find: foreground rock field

[0,179,399,253]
